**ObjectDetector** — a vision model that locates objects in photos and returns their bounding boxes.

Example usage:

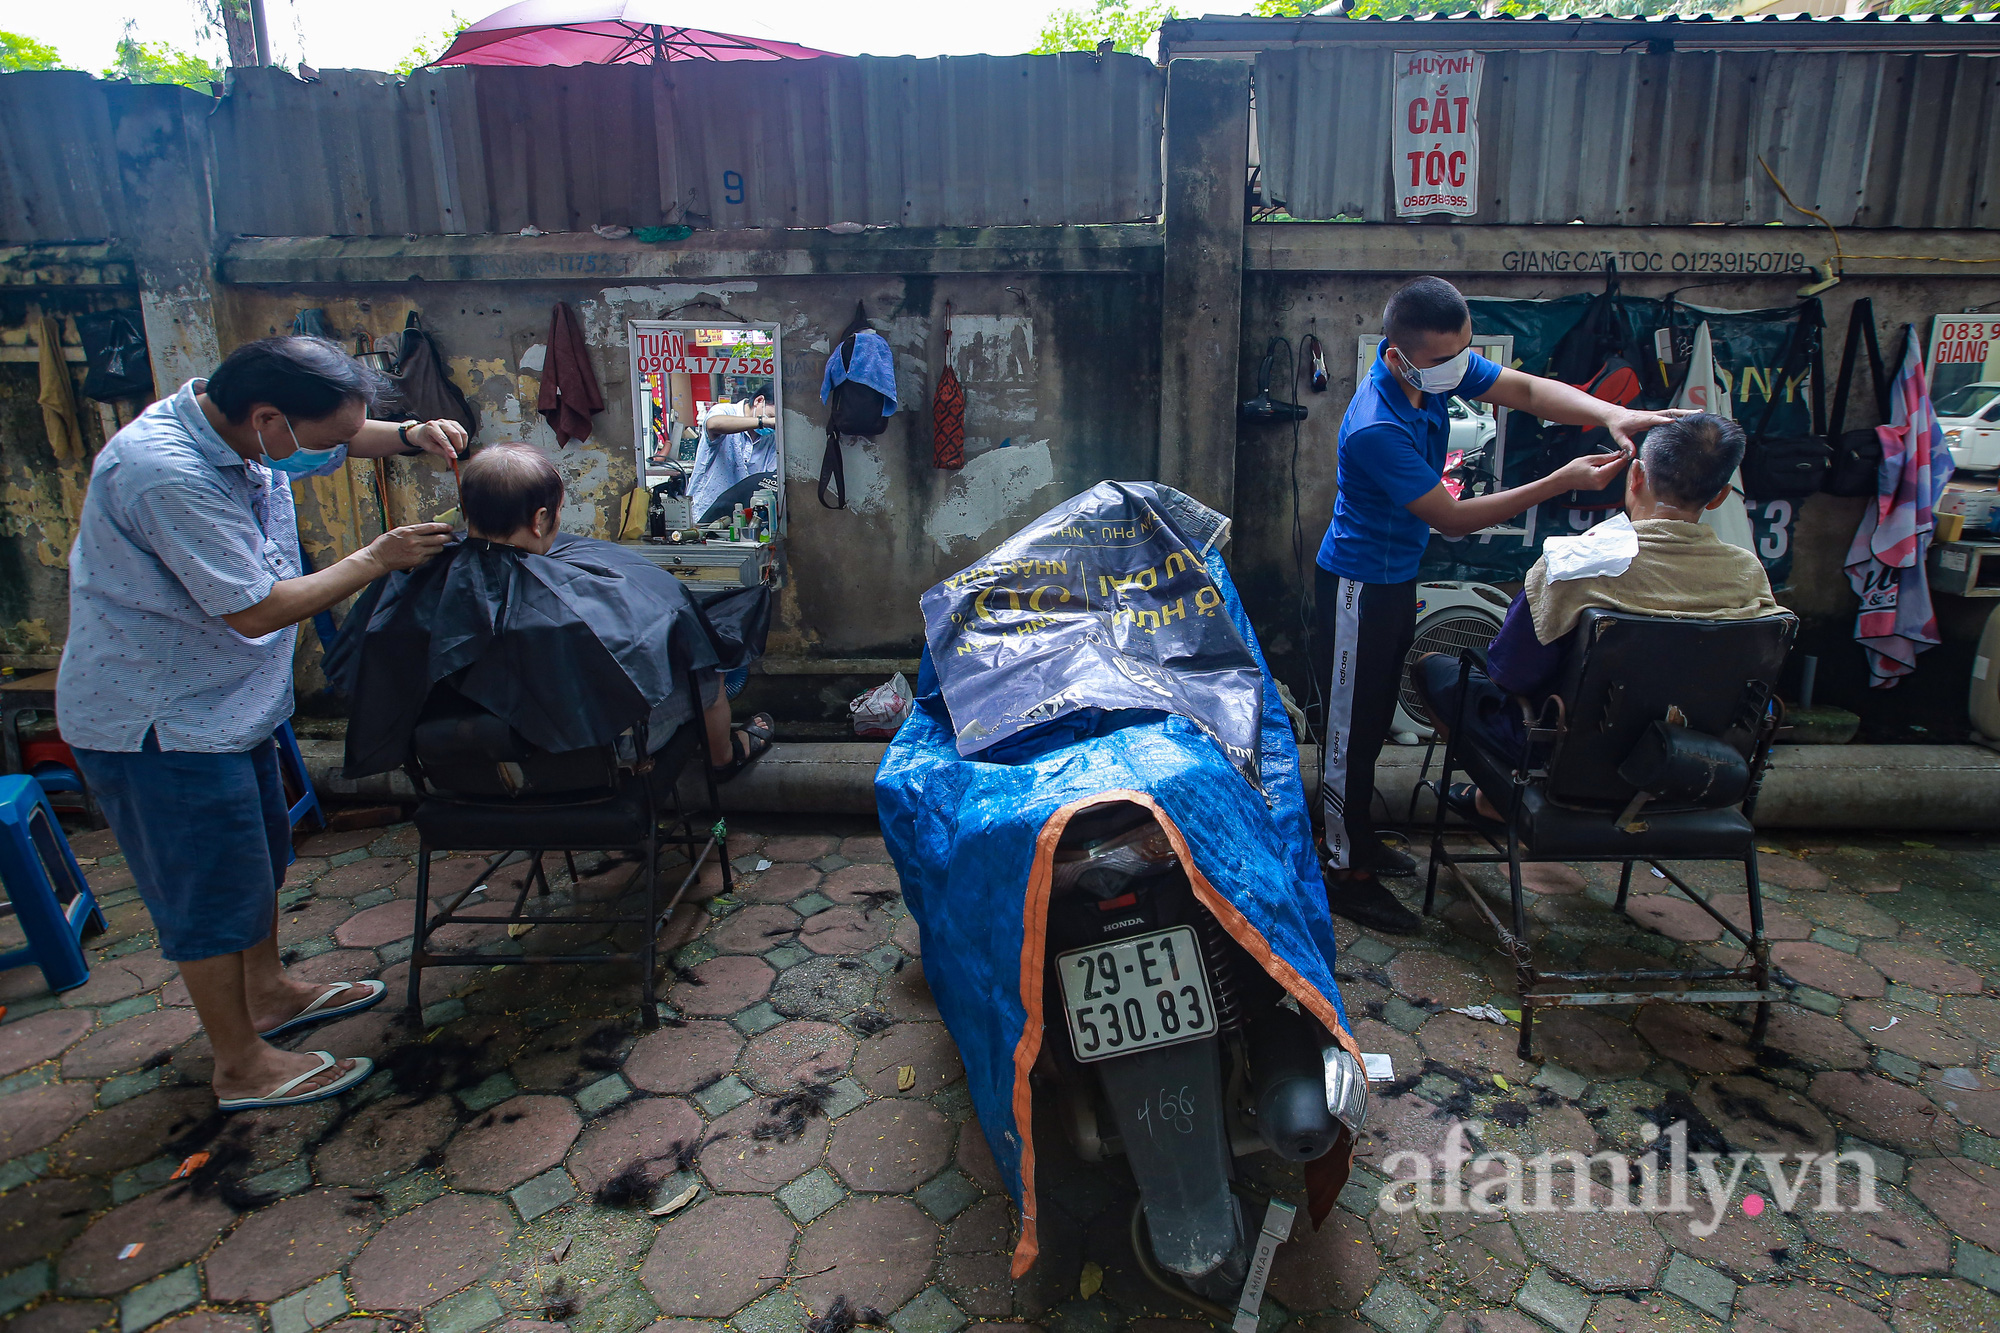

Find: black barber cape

[329,533,766,778]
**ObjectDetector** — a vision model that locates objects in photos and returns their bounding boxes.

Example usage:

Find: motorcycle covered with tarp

[876,481,1367,1315]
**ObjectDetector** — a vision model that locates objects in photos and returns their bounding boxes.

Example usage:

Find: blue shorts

[72,732,291,962]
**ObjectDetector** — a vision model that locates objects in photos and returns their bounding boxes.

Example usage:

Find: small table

[1,670,59,777]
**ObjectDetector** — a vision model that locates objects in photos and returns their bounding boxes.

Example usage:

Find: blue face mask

[258,416,342,475]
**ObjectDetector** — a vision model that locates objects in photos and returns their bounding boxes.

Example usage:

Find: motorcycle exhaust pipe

[1247,1004,1365,1161]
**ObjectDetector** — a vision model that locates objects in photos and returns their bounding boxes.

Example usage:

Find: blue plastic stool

[273,723,326,854]
[0,774,105,993]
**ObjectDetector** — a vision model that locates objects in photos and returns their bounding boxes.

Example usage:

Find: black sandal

[1442,782,1507,833]
[711,713,775,783]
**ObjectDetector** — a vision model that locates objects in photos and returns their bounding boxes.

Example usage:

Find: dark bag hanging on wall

[75,310,153,401]
[819,301,895,509]
[374,311,481,437]
[1542,267,1664,511]
[1822,298,1890,498]
[1740,300,1830,503]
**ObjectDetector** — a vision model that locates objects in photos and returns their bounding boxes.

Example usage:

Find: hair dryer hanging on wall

[1240,337,1309,425]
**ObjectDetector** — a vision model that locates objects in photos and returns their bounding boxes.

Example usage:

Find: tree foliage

[102,21,224,88]
[1033,0,1177,55]
[0,31,65,71]
[396,13,470,75]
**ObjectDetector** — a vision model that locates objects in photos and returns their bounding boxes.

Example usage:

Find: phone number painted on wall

[1500,250,1812,275]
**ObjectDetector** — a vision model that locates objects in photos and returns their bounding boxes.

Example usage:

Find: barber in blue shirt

[1318,277,1688,933]
[59,337,464,1111]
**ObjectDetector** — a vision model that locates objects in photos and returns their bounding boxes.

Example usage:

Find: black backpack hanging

[1822,299,1890,499]
[1740,301,1829,503]
[75,310,153,401]
[819,301,895,509]
[1542,265,1661,511]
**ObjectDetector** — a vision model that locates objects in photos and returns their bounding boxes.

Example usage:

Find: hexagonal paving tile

[1844,1001,1979,1067]
[2,1301,118,1333]
[1762,1006,1871,1072]
[1653,1186,1805,1278]
[1623,895,1724,944]
[567,1096,703,1196]
[1267,1209,1380,1313]
[1417,1013,1533,1082]
[1385,952,1490,1009]
[0,1008,97,1077]
[853,1022,964,1098]
[671,955,776,1018]
[1690,1074,1835,1153]
[1530,1010,1652,1080]
[334,901,417,950]
[1756,853,1830,890]
[348,1192,516,1310]
[1353,1092,1466,1175]
[829,1099,953,1193]
[707,905,802,955]
[53,1087,214,1176]
[699,1095,832,1193]
[60,1010,201,1079]
[509,1018,628,1092]
[314,857,414,898]
[736,862,822,905]
[741,1021,856,1093]
[1808,1071,1947,1153]
[313,1093,458,1186]
[768,956,879,1021]
[1633,1006,1755,1075]
[819,864,900,907]
[0,1080,94,1163]
[1733,1284,1889,1333]
[0,1178,102,1273]
[443,1094,582,1192]
[1906,1156,2000,1256]
[624,1020,743,1094]
[1709,895,1812,941]
[798,905,890,957]
[1513,1175,1669,1291]
[639,1194,793,1318]
[57,1185,235,1296]
[1859,942,1983,996]
[762,835,839,863]
[1891,1277,2000,1333]
[203,1189,380,1302]
[791,1196,939,1314]
[881,962,943,1022]
[1800,1184,1951,1275]
[1771,942,1886,999]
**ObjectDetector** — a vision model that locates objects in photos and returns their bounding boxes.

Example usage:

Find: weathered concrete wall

[214,261,1160,697]
[1233,242,2000,737]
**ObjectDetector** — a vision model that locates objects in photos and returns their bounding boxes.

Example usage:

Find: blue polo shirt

[1316,340,1502,584]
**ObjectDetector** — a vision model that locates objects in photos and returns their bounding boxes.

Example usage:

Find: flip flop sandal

[218,1051,374,1112]
[261,980,387,1038]
[1442,782,1507,834]
[711,714,776,784]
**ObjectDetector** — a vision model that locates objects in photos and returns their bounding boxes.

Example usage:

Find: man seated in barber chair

[334,444,775,785]
[458,444,774,778]
[1414,412,1779,826]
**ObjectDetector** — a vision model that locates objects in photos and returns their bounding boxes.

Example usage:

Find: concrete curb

[298,737,2000,831]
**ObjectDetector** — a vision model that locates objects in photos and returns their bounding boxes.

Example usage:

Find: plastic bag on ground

[851,673,914,737]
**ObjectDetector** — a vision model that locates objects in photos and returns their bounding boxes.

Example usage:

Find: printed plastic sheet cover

[878,541,1354,1276]
[919,481,1264,783]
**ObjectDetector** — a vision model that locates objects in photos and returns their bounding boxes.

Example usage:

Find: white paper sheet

[1542,512,1639,582]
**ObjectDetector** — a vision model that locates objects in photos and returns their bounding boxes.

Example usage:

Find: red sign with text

[1394,50,1483,219]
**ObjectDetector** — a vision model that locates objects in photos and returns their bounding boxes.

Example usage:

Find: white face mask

[1391,345,1472,395]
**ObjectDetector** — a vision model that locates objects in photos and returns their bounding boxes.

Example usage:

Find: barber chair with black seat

[1421,609,1797,1061]
[402,675,729,1027]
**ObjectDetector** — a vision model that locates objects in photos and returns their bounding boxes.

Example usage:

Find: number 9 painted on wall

[723,170,745,205]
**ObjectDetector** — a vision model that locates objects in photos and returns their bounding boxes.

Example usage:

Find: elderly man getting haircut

[1412,412,1780,827]
[333,444,775,783]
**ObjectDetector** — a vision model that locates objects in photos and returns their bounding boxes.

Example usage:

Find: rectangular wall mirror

[627,319,785,587]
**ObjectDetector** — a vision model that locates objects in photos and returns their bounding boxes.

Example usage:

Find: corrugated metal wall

[206,54,1165,238]
[1256,46,2000,227]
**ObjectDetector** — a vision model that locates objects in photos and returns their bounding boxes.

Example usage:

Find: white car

[1447,395,1497,457]
[1937,381,2000,475]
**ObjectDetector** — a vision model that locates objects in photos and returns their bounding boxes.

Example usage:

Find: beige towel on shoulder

[1525,518,1778,645]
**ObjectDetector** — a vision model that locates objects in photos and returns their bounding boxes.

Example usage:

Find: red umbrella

[432,0,846,66]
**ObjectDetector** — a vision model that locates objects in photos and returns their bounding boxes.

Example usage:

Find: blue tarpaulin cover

[877,487,1358,1276]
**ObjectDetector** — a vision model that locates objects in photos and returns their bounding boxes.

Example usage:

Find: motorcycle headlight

[1322,1046,1370,1134]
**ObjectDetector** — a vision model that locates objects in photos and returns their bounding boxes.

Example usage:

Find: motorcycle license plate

[1055,926,1215,1062]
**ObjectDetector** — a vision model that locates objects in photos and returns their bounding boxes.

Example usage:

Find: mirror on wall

[629,320,783,528]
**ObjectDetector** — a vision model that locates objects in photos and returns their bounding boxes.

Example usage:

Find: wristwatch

[397,421,420,454]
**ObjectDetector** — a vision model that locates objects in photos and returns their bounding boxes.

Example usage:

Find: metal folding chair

[1418,609,1796,1060]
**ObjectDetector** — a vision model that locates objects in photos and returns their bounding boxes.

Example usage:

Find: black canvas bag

[1822,299,1890,499]
[1740,302,1829,503]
